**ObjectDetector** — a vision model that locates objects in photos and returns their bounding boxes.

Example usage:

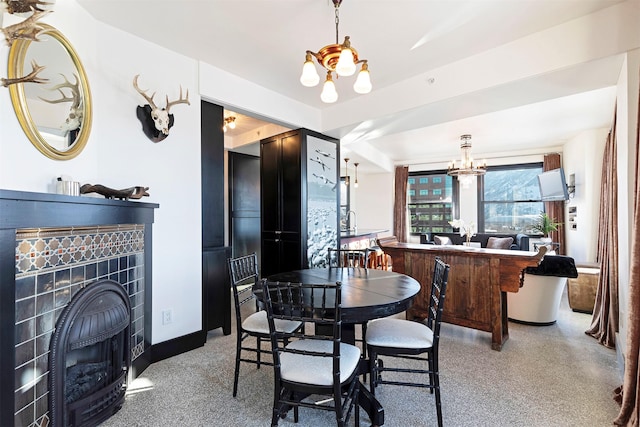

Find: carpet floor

[101,292,621,426]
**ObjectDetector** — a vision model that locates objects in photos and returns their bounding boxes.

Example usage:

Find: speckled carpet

[101,293,621,427]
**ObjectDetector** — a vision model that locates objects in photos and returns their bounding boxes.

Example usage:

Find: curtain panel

[586,109,619,349]
[542,153,566,254]
[393,166,409,242]
[614,73,640,426]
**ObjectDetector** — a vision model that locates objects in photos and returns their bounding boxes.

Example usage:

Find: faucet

[346,210,357,233]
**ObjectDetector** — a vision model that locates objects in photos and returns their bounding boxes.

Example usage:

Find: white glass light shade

[353,67,372,94]
[321,76,338,103]
[336,48,356,76]
[228,120,236,130]
[300,59,320,87]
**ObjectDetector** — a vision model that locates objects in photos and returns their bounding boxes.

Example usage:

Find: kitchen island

[340,228,388,247]
[377,240,546,350]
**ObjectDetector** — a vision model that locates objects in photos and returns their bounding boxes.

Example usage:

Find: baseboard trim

[150,330,207,363]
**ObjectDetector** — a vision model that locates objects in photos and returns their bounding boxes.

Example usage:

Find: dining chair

[261,279,360,427]
[326,247,371,360]
[227,253,303,397]
[365,256,451,427]
[326,247,371,268]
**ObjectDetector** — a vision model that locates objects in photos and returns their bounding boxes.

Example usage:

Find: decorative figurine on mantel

[133,74,190,143]
[80,184,149,201]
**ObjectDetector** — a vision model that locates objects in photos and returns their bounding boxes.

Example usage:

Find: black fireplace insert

[49,280,131,427]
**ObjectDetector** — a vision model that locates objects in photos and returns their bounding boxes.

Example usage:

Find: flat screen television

[537,167,569,201]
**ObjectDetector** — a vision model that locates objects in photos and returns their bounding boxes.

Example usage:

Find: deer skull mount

[39,72,82,132]
[133,74,190,143]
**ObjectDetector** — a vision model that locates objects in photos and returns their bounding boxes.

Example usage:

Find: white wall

[0,0,330,346]
[0,3,202,344]
[352,172,394,238]
[563,129,608,262]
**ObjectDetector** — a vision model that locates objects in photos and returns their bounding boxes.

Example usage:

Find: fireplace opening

[49,280,131,427]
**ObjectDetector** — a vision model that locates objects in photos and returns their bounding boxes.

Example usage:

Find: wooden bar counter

[378,240,546,351]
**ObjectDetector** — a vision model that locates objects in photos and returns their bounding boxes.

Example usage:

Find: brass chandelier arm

[300,0,372,101]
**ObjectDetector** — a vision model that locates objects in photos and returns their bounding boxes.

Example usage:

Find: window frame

[477,162,544,234]
[407,169,459,236]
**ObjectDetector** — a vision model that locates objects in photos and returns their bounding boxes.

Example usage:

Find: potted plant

[532,212,561,242]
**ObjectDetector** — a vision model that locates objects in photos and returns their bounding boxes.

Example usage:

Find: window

[408,172,456,235]
[479,163,544,234]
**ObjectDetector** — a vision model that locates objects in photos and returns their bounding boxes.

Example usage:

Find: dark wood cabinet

[260,128,339,277]
[201,100,231,334]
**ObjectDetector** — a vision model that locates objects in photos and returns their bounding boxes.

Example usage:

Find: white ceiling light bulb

[336,37,356,76]
[321,73,338,103]
[300,53,320,87]
[353,63,372,94]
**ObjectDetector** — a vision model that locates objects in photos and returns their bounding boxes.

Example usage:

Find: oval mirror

[7,23,92,160]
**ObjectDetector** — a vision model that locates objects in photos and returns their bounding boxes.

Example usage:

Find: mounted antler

[1,59,47,87]
[165,86,190,112]
[2,9,50,45]
[2,0,54,14]
[40,73,81,108]
[40,73,83,131]
[133,74,191,142]
[133,74,159,111]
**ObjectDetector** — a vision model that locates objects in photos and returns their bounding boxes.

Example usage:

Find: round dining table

[266,267,421,427]
[267,267,421,324]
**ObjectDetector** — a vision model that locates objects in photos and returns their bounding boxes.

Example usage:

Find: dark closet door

[228,152,261,262]
[201,100,231,334]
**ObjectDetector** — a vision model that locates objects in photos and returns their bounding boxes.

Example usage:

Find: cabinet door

[203,246,231,334]
[261,136,281,232]
[280,133,301,233]
[261,237,281,277]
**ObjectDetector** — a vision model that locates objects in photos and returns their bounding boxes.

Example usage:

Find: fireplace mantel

[0,189,158,427]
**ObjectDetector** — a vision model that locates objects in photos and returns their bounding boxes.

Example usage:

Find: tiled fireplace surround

[0,190,158,427]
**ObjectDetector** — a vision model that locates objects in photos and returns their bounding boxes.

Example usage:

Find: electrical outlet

[162,309,172,325]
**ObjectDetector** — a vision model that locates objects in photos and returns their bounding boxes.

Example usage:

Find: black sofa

[419,232,530,251]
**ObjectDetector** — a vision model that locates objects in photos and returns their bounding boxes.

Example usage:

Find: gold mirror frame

[7,23,92,160]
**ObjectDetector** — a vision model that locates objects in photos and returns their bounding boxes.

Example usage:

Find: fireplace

[0,190,157,427]
[49,280,131,427]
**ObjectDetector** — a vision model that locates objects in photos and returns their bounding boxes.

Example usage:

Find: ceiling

[77,0,630,172]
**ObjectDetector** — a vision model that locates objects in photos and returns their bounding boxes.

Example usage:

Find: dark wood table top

[266,267,421,324]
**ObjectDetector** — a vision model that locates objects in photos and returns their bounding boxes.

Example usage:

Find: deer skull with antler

[39,73,83,132]
[133,74,190,142]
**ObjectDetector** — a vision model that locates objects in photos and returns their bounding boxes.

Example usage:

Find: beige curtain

[613,76,640,425]
[586,108,619,349]
[542,153,566,254]
[394,166,409,242]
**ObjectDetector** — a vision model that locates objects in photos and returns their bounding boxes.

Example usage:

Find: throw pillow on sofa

[486,236,513,249]
[434,235,453,245]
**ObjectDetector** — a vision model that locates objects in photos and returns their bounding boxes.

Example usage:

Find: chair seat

[366,318,433,349]
[242,310,302,335]
[281,340,361,386]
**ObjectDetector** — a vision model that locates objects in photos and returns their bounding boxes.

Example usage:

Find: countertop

[340,228,388,239]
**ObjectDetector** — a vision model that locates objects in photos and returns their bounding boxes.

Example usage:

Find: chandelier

[223,116,236,133]
[299,0,372,103]
[447,134,486,187]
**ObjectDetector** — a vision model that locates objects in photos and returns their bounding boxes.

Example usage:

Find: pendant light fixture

[354,162,359,188]
[300,0,372,103]
[447,134,487,188]
[223,116,236,133]
[344,157,350,186]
